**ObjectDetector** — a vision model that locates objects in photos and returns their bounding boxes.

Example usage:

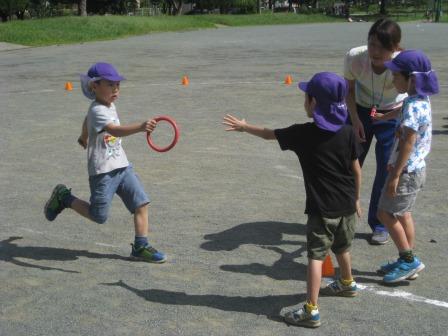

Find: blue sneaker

[130,244,166,263]
[383,257,425,283]
[378,258,419,280]
[284,305,321,328]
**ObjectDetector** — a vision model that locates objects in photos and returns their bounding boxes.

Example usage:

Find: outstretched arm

[222,114,276,140]
[372,106,401,121]
[105,119,157,138]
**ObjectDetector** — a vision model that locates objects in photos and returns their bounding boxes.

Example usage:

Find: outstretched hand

[223,114,247,132]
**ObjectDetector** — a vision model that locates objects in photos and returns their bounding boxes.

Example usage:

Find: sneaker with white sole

[320,279,358,297]
[370,229,389,245]
[383,257,425,283]
[130,244,166,263]
[378,258,420,280]
[284,305,321,328]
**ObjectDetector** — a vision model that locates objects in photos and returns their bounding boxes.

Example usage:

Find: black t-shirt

[274,123,359,218]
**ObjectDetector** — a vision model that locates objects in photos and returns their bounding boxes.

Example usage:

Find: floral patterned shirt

[388,95,432,172]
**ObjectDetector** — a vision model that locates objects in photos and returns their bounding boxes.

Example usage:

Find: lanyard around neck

[371,70,388,108]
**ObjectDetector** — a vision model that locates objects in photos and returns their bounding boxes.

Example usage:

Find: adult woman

[344,19,407,245]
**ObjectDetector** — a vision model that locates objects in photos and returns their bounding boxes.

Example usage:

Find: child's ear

[89,81,97,92]
[310,97,317,110]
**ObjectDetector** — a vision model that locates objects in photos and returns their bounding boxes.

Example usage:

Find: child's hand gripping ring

[146,116,180,153]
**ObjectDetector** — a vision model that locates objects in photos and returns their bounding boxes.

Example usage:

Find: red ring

[146,116,180,153]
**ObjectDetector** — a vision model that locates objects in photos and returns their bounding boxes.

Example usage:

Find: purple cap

[80,62,125,99]
[298,72,348,132]
[384,50,439,96]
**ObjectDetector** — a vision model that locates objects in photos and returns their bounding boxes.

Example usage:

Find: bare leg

[378,210,410,252]
[397,212,415,249]
[307,259,323,306]
[335,251,353,280]
[134,204,149,237]
[71,198,93,221]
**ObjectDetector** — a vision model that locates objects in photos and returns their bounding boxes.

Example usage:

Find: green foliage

[0,0,30,14]
[0,13,344,45]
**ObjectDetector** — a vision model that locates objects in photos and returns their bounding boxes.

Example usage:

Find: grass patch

[0,13,345,47]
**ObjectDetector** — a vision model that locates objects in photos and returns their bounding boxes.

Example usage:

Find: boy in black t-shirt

[223,72,362,328]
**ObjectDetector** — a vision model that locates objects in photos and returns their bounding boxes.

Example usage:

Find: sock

[399,250,414,263]
[134,236,148,248]
[340,278,354,286]
[305,301,318,312]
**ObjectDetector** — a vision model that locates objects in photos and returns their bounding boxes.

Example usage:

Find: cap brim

[298,81,308,93]
[384,60,403,73]
[101,75,126,82]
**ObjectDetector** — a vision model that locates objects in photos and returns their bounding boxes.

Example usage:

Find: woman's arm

[346,79,366,142]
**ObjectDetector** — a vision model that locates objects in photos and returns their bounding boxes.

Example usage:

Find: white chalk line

[357,283,448,308]
[17,227,120,249]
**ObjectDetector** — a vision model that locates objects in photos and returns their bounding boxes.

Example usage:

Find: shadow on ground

[200,221,377,282]
[103,280,305,320]
[0,236,128,273]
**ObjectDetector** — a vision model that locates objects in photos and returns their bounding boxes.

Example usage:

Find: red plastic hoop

[146,116,180,153]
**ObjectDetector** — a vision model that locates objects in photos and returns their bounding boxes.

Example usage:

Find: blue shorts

[88,165,150,224]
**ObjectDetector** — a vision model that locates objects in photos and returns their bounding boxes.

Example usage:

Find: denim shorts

[306,213,357,260]
[378,168,425,217]
[88,165,150,224]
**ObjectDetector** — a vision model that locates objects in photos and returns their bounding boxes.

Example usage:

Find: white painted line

[357,284,448,308]
[95,242,119,248]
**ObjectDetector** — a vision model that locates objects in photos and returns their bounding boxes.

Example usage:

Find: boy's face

[93,79,120,106]
[367,35,395,69]
[391,71,409,94]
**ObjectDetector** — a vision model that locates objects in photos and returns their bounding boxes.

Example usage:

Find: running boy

[376,50,439,283]
[223,72,362,328]
[44,62,166,263]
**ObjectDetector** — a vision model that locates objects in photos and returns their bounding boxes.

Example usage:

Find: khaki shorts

[307,213,357,260]
[378,169,425,217]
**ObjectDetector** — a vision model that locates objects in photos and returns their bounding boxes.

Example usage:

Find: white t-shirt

[87,101,129,176]
[344,46,407,110]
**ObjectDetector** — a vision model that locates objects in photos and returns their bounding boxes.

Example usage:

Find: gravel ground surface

[1,22,447,336]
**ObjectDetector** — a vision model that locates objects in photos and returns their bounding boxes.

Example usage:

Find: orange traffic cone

[284,75,293,85]
[181,76,189,86]
[322,254,335,277]
[65,82,73,91]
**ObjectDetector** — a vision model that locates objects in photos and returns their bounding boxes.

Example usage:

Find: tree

[166,0,183,15]
[78,0,87,16]
[0,0,30,21]
[379,0,387,15]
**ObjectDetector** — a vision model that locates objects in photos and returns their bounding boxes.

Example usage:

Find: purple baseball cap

[80,62,125,99]
[384,50,439,96]
[298,72,348,132]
